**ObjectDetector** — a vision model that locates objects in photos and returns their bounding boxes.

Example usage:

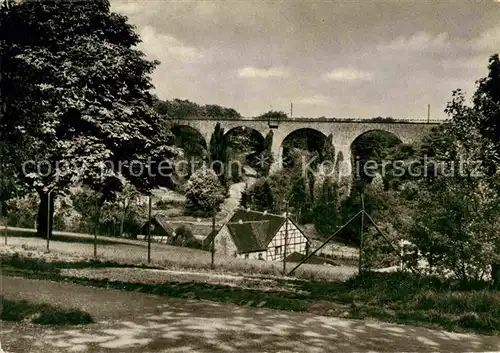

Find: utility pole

[358,193,365,274]
[94,192,101,259]
[283,200,289,275]
[290,102,293,119]
[211,207,216,269]
[46,189,52,253]
[0,200,6,245]
[1,132,7,245]
[147,195,152,263]
[427,104,430,123]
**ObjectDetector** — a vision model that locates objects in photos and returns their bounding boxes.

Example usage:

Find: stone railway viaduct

[170,117,442,173]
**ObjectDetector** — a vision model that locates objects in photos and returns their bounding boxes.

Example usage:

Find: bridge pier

[269,135,283,174]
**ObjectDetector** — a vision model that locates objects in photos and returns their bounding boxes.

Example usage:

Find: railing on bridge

[170,116,445,124]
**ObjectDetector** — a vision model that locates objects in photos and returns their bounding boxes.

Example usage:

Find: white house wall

[214,225,238,257]
[236,251,266,261]
[267,220,308,261]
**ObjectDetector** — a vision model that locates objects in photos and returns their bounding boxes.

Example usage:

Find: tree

[474,53,500,163]
[153,98,242,120]
[473,53,500,283]
[320,134,336,164]
[409,88,500,282]
[312,178,339,237]
[259,130,274,176]
[256,110,288,121]
[184,167,225,216]
[1,0,180,238]
[289,176,308,223]
[245,178,274,212]
[5,193,39,228]
[154,98,202,118]
[115,183,141,237]
[209,123,229,183]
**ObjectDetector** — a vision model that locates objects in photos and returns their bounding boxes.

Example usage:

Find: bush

[170,225,202,249]
[184,167,225,215]
[155,199,183,210]
[174,225,193,240]
[5,193,38,228]
[1,299,94,325]
[72,186,147,237]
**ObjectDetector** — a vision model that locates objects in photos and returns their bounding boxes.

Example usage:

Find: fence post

[3,219,6,245]
[94,195,100,259]
[46,190,52,253]
[211,208,215,269]
[0,202,6,245]
[147,195,152,263]
[282,200,288,275]
[358,193,364,274]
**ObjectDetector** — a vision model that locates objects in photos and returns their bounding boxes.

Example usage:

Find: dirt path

[217,178,256,222]
[1,276,499,353]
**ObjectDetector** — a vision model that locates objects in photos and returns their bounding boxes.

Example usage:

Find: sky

[110,0,500,120]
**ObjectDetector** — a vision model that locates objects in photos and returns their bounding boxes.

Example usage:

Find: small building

[214,208,309,261]
[138,215,175,243]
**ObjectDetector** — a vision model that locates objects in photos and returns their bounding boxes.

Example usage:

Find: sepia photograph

[1,0,500,352]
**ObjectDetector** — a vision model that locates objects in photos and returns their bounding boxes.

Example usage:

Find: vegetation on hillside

[154,98,241,119]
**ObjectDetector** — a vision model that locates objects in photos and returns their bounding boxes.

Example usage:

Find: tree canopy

[0,0,180,236]
[154,98,241,119]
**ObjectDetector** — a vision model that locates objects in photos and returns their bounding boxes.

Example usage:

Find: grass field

[2,228,358,281]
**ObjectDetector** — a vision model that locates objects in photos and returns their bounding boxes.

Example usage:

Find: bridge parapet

[170,116,444,124]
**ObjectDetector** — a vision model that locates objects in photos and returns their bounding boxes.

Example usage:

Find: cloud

[469,26,500,51]
[237,66,290,78]
[138,26,204,62]
[324,68,373,82]
[297,95,330,105]
[111,0,142,16]
[109,1,500,119]
[380,31,450,52]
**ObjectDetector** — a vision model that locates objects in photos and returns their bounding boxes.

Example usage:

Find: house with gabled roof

[214,208,310,261]
[139,214,175,242]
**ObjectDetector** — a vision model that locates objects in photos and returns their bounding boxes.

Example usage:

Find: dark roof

[141,215,175,236]
[225,209,286,253]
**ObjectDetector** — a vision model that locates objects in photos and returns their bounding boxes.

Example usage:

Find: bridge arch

[171,124,208,150]
[224,126,266,142]
[281,128,328,169]
[350,129,403,184]
[224,127,268,176]
[170,125,208,180]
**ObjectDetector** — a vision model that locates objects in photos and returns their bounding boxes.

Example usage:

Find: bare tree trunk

[36,191,55,239]
[119,198,130,237]
[119,209,125,236]
[492,263,500,287]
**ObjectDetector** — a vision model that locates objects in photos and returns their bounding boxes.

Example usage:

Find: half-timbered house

[214,208,310,261]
